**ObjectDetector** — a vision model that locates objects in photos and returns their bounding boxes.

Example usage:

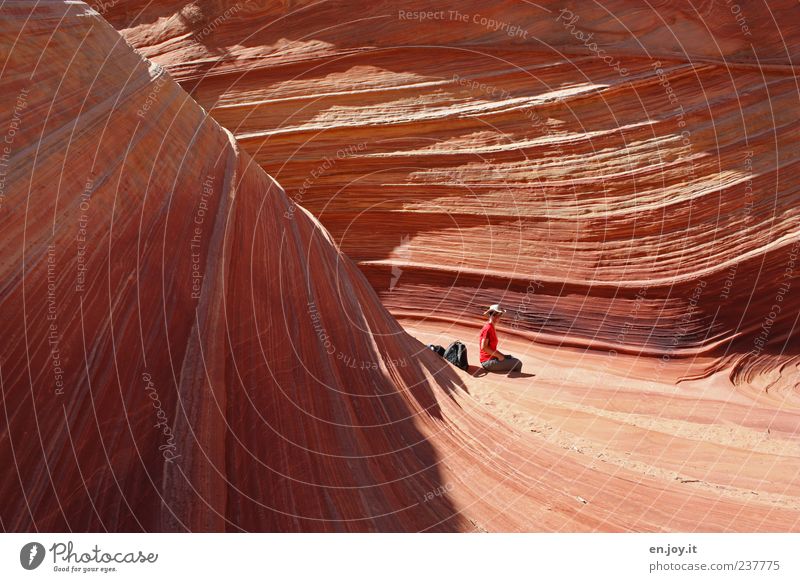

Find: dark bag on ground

[427,344,446,357]
[443,341,469,371]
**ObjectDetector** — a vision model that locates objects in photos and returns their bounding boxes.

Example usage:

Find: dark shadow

[468,365,487,380]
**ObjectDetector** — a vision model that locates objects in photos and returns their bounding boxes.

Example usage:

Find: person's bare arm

[481,336,505,360]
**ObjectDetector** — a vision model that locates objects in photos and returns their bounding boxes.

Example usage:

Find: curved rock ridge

[0,0,471,532]
[103,0,800,387]
[0,0,798,533]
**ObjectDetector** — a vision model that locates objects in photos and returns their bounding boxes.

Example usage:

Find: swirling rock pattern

[0,0,798,531]
[106,0,800,375]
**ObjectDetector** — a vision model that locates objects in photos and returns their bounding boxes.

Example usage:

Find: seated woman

[479,304,523,373]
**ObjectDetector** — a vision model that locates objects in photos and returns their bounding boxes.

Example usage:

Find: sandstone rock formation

[0,0,798,531]
[106,0,800,382]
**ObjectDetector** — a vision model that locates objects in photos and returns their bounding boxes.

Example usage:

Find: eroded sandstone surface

[0,0,798,531]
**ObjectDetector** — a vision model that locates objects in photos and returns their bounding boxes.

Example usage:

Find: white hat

[483,303,505,315]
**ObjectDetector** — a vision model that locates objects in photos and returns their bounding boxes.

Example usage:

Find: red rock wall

[0,0,471,531]
[103,0,800,384]
[1,0,799,532]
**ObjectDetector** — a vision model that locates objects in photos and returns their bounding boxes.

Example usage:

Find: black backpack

[427,344,446,357]
[443,341,468,371]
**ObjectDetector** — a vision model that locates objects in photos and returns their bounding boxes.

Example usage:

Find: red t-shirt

[478,322,498,363]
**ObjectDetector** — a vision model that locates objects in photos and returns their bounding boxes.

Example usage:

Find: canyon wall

[101,0,800,387]
[0,0,798,531]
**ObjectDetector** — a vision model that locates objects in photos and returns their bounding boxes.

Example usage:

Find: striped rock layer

[0,0,798,531]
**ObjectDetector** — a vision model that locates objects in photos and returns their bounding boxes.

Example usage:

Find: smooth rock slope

[0,0,798,532]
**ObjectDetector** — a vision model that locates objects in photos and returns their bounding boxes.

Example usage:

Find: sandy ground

[400,317,800,510]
